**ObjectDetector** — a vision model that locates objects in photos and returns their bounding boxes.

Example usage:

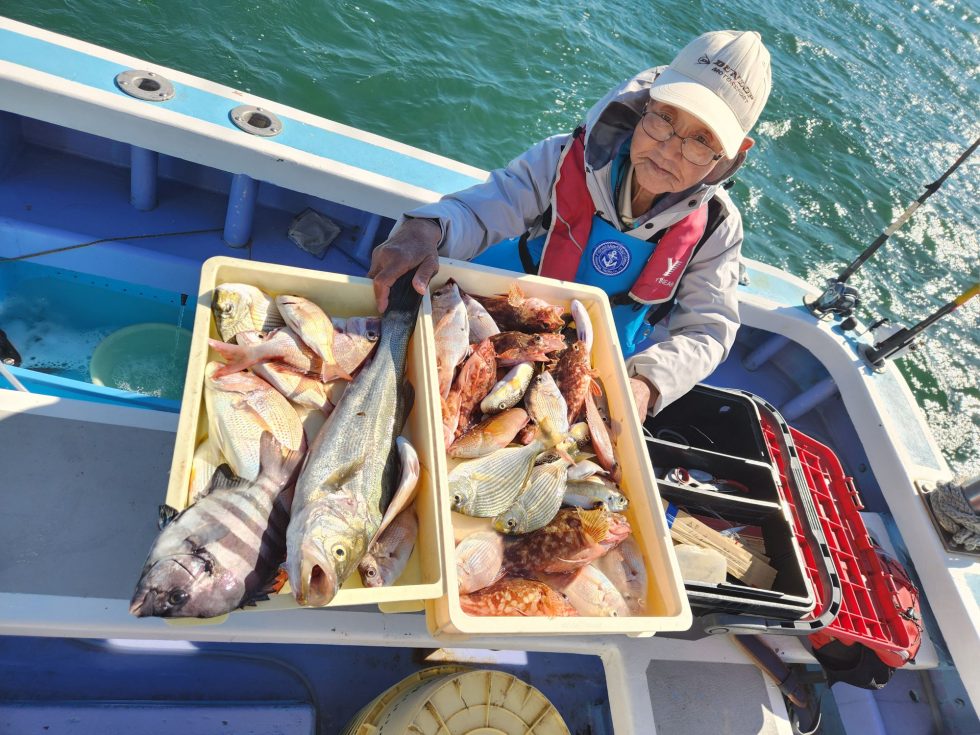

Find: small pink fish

[448,408,529,459]
[459,577,578,617]
[432,281,469,398]
[274,295,352,383]
[460,290,500,343]
[331,316,381,375]
[208,327,318,378]
[456,531,506,594]
[450,339,497,439]
[532,565,630,617]
[594,536,647,615]
[490,332,567,367]
[473,284,565,333]
[358,506,418,588]
[585,391,621,484]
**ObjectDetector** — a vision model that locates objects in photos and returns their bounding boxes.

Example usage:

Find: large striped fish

[129,433,302,618]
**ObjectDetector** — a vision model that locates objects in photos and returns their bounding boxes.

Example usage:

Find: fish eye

[331,544,347,560]
[452,493,463,506]
[365,566,377,578]
[221,303,233,314]
[505,518,517,529]
[168,589,189,606]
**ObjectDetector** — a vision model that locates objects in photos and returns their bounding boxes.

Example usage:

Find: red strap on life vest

[537,131,708,304]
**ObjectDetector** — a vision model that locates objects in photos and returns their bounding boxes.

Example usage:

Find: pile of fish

[436,281,647,617]
[130,275,424,618]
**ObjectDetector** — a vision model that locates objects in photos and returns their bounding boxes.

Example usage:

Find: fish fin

[318,454,367,492]
[371,447,421,546]
[578,508,610,543]
[257,431,305,485]
[320,363,353,383]
[208,339,256,377]
[589,379,602,396]
[206,464,251,494]
[507,283,524,306]
[157,504,180,529]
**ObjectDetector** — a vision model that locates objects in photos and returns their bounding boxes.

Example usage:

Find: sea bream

[274,294,352,383]
[130,433,302,618]
[211,283,285,343]
[285,273,422,607]
[203,363,306,481]
[431,280,469,399]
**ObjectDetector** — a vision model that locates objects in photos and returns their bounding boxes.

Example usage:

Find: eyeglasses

[639,110,723,167]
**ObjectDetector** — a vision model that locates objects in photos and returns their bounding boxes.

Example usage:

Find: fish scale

[493,458,569,535]
[204,364,305,481]
[285,273,420,606]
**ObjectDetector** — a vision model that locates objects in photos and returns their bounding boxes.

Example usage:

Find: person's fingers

[412,254,440,295]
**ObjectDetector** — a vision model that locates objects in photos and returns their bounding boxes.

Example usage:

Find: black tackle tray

[646,384,770,463]
[649,437,816,619]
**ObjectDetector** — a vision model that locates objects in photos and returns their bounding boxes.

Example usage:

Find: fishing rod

[862,282,980,370]
[805,135,980,318]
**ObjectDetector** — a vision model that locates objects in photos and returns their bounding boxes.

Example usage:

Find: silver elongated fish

[130,433,302,618]
[563,478,629,512]
[480,361,534,415]
[494,456,570,535]
[285,273,421,607]
[449,439,544,517]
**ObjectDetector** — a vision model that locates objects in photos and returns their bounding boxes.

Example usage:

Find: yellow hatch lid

[344,668,570,735]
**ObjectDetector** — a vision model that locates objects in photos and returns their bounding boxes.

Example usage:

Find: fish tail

[257,431,305,486]
[208,338,258,376]
[386,271,424,316]
[320,363,353,383]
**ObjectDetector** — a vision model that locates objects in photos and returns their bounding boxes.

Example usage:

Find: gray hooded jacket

[405,67,744,412]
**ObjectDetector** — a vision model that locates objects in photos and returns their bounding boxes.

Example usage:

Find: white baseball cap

[649,30,772,159]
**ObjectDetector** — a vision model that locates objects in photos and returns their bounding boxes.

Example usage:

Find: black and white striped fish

[129,433,302,619]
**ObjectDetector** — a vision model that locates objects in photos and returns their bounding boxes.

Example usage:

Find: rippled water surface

[4,0,977,474]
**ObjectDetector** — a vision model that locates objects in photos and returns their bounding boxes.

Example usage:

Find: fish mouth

[128,592,147,617]
[293,546,339,607]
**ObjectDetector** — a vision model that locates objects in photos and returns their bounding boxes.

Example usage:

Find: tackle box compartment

[645,384,770,463]
[648,437,817,618]
[165,256,448,618]
[647,438,783,505]
[425,258,691,638]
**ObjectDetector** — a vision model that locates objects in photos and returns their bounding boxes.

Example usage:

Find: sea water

[7,0,978,475]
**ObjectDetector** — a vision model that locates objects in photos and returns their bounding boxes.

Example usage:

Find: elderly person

[370,30,772,416]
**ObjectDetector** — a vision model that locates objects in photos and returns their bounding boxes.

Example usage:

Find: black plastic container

[646,384,770,463]
[649,436,816,619]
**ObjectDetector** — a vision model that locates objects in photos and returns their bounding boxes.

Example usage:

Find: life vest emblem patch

[591,240,631,276]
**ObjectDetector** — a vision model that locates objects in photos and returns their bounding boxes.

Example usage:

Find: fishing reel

[804,279,861,320]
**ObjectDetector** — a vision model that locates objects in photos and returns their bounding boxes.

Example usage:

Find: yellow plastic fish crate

[165,255,447,617]
[425,258,692,637]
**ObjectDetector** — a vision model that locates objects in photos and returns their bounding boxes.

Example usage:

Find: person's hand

[368,218,442,312]
[629,375,658,420]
